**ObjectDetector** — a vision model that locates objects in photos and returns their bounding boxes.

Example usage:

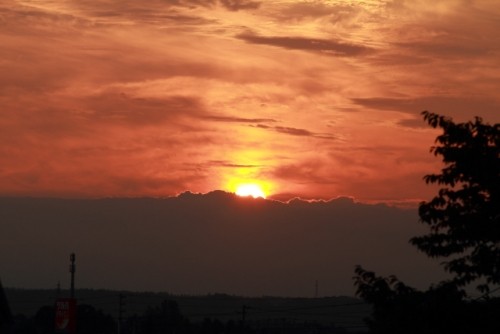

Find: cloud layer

[0,194,447,296]
[1,0,499,202]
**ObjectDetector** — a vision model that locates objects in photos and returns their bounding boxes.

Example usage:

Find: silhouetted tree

[201,318,224,334]
[0,279,13,333]
[9,315,34,334]
[411,111,500,292]
[140,300,187,334]
[34,306,55,334]
[354,111,500,333]
[77,304,116,334]
[354,266,470,334]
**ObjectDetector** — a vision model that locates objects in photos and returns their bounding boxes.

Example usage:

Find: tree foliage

[354,112,500,333]
[354,266,500,334]
[410,111,500,291]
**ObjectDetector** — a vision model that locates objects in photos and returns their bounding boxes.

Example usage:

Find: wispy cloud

[217,0,261,11]
[237,33,373,57]
[203,115,277,123]
[255,124,336,140]
[352,96,500,121]
[1,0,499,202]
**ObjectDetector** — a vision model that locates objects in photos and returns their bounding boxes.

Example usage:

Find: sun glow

[235,184,267,199]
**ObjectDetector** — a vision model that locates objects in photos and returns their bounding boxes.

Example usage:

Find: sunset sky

[1,0,500,203]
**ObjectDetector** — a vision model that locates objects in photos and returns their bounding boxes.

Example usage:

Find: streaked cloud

[352,96,500,122]
[203,115,277,123]
[1,0,499,202]
[255,124,336,140]
[237,33,373,57]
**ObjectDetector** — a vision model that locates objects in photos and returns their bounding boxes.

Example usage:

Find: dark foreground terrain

[4,288,370,333]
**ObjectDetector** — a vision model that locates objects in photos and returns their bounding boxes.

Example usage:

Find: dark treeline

[2,289,369,333]
[6,303,340,334]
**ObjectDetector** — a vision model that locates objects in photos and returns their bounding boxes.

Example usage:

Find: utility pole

[69,253,76,299]
[315,280,319,298]
[240,304,253,328]
[118,294,126,334]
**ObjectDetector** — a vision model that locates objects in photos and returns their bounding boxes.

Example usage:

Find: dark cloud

[274,126,314,136]
[184,161,261,171]
[352,96,500,123]
[237,33,373,57]
[266,192,298,201]
[151,13,217,25]
[255,124,336,140]
[0,195,446,296]
[203,115,277,123]
[218,0,260,11]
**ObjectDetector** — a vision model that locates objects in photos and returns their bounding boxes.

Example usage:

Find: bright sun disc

[235,184,266,199]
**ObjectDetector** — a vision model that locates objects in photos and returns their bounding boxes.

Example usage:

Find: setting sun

[235,184,266,199]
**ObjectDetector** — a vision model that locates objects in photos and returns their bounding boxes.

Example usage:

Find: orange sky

[1,0,499,203]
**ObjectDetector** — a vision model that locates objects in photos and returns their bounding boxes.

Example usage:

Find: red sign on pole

[55,298,76,334]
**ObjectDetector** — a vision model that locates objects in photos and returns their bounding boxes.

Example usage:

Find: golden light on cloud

[1,0,499,202]
[221,149,274,199]
[235,183,266,199]
[226,175,273,199]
